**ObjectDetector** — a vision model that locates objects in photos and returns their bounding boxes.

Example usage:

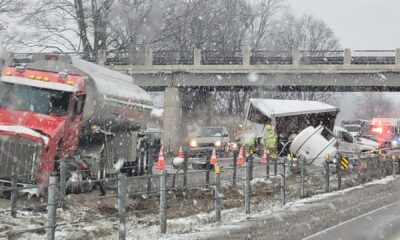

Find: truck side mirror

[74,94,86,115]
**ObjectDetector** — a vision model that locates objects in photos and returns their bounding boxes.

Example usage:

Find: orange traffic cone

[237,146,244,166]
[210,148,217,165]
[260,150,268,164]
[178,146,184,158]
[157,147,165,170]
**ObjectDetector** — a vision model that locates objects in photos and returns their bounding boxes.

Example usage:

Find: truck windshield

[344,126,360,132]
[198,127,224,137]
[0,82,72,116]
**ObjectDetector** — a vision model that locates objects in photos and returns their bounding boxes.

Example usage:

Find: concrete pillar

[194,49,201,66]
[344,48,352,65]
[396,48,400,65]
[163,87,183,154]
[5,52,14,66]
[145,48,153,66]
[292,49,300,66]
[97,50,107,66]
[243,47,251,66]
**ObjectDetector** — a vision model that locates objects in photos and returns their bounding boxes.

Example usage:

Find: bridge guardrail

[4,48,400,67]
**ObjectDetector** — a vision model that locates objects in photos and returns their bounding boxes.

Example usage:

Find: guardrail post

[160,170,167,234]
[118,173,127,240]
[300,157,305,198]
[266,154,270,180]
[274,158,278,176]
[59,159,66,208]
[249,156,253,181]
[243,47,251,66]
[5,52,14,66]
[245,162,251,214]
[392,155,397,177]
[292,49,300,66]
[215,166,221,222]
[10,156,17,218]
[206,154,211,188]
[97,50,107,66]
[183,151,188,190]
[145,48,153,66]
[325,160,330,193]
[283,158,286,176]
[378,154,383,179]
[337,157,342,190]
[146,148,154,194]
[233,150,237,186]
[46,173,57,240]
[194,49,201,66]
[280,173,285,206]
[396,49,400,65]
[344,48,352,65]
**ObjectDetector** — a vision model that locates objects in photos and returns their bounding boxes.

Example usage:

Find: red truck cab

[0,62,86,188]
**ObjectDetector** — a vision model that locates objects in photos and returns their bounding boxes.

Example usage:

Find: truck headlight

[392,140,397,147]
[231,142,238,150]
[214,140,222,147]
[190,139,197,148]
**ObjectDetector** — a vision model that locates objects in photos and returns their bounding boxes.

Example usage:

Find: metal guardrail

[1,150,399,239]
[6,49,400,66]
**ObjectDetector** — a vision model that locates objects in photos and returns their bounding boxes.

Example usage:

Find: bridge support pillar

[243,47,251,66]
[98,50,107,66]
[145,48,153,66]
[344,48,352,65]
[163,87,183,154]
[194,49,201,66]
[5,52,14,66]
[292,49,300,65]
[396,48,400,65]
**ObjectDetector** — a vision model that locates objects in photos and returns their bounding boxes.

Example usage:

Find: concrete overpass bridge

[104,48,400,91]
[7,48,400,152]
[100,48,400,152]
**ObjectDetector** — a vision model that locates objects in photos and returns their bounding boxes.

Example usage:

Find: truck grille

[198,143,215,148]
[0,135,42,183]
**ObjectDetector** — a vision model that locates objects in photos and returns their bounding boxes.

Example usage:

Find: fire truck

[369,118,400,147]
[0,53,153,194]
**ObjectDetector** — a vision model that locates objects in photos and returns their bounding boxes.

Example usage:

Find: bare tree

[246,0,285,51]
[355,93,396,120]
[272,13,340,54]
[0,0,25,14]
[0,0,26,53]
[16,0,115,60]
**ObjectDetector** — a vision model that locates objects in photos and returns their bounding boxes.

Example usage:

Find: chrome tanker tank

[71,57,153,131]
[28,54,153,131]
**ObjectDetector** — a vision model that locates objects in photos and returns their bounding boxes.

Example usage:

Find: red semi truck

[0,53,153,194]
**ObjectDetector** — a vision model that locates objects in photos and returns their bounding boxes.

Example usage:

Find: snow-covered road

[169,176,400,240]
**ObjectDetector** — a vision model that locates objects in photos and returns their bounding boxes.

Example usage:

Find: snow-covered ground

[1,176,395,240]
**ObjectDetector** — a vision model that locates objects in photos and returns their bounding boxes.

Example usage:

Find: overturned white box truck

[245,98,340,166]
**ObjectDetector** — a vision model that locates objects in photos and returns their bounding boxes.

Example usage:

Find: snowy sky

[288,0,399,50]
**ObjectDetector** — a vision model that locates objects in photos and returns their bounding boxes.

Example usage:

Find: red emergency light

[371,127,383,135]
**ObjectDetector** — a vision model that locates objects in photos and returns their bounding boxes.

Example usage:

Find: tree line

[0,0,339,62]
[7,0,395,120]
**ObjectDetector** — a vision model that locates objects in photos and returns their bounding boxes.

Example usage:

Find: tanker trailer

[0,53,153,195]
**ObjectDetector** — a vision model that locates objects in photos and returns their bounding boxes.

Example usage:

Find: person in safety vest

[263,124,278,156]
[240,123,256,161]
[234,124,244,142]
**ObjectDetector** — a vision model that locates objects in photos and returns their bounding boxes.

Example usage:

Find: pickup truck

[189,126,230,156]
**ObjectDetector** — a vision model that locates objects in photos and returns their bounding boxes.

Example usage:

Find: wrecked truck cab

[290,125,338,166]
[245,98,339,162]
